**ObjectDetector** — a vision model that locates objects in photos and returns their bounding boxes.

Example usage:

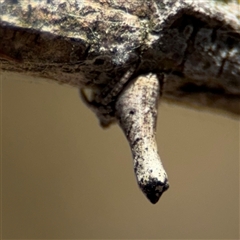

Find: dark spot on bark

[94,58,105,65]
[179,82,225,95]
[170,14,206,33]
[225,36,237,49]
[172,71,184,78]
[211,28,217,43]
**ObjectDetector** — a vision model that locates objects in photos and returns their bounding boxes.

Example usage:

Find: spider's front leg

[80,66,136,128]
[116,73,169,204]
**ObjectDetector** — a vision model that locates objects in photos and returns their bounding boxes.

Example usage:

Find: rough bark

[0,0,240,116]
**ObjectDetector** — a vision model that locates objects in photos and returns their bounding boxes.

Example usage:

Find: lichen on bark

[0,0,239,115]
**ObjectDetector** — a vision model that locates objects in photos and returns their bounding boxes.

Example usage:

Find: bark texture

[0,0,240,115]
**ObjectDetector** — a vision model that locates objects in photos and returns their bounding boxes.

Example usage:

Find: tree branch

[0,0,239,115]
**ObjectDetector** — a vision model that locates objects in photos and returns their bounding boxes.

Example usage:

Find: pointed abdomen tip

[141,179,169,204]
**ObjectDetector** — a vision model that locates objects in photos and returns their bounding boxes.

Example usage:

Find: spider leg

[79,66,137,127]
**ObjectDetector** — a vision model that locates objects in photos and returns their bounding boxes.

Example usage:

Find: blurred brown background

[1,72,239,239]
